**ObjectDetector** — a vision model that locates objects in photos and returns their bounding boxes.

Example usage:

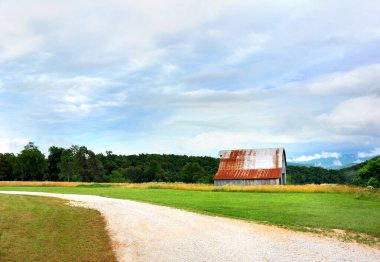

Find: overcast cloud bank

[1,0,380,160]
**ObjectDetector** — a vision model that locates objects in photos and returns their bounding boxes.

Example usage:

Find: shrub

[358,157,380,188]
[109,170,127,183]
[367,177,380,188]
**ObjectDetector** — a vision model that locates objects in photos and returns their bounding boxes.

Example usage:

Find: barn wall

[281,152,286,185]
[214,179,280,186]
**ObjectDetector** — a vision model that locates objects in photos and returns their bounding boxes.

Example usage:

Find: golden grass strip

[115,182,373,193]
[0,181,377,194]
[0,181,87,187]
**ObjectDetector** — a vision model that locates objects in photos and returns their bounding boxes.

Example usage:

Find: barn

[213,148,287,186]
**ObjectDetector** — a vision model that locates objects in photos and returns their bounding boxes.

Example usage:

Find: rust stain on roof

[214,148,286,180]
[275,148,279,169]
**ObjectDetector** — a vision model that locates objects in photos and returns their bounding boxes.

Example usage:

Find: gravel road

[1,191,379,262]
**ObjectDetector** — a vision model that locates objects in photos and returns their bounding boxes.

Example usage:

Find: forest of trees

[287,165,352,185]
[0,142,378,186]
[0,142,218,183]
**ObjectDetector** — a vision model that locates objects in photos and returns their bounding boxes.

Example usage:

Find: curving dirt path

[1,191,379,262]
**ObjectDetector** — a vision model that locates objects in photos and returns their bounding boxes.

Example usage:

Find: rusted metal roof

[214,148,286,180]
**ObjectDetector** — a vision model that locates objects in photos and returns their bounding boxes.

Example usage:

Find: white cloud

[307,64,380,95]
[0,35,43,60]
[63,93,88,104]
[290,151,341,162]
[333,159,342,166]
[318,95,380,132]
[22,75,127,115]
[358,147,380,158]
[162,64,177,75]
[58,76,113,109]
[225,33,267,64]
[178,88,256,104]
[0,138,29,154]
[1,0,380,156]
[54,100,124,114]
[0,0,45,60]
[123,49,166,73]
[179,130,295,155]
[0,0,237,64]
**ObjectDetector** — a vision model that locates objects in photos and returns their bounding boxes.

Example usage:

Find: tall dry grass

[0,181,87,187]
[0,181,375,194]
[117,182,369,193]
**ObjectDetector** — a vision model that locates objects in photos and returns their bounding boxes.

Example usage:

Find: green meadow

[1,185,379,240]
[0,194,116,262]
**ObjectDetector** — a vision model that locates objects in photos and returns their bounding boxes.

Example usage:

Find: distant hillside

[288,153,371,169]
[286,165,343,184]
[287,156,379,185]
[336,156,379,184]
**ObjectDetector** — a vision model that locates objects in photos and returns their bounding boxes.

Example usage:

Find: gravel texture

[1,191,379,262]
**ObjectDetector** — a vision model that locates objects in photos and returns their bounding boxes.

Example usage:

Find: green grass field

[0,194,116,262]
[1,186,379,240]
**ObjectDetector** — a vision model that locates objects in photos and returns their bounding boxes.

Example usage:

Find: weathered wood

[214,179,280,186]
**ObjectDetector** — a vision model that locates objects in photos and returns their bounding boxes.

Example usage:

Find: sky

[0,0,380,162]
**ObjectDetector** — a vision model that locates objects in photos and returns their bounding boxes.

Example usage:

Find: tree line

[287,157,380,187]
[0,142,378,187]
[0,142,218,183]
[287,165,349,185]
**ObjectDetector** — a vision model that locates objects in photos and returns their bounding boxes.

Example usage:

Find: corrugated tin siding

[214,148,286,181]
[214,179,279,186]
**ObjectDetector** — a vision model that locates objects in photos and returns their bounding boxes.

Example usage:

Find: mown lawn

[1,186,380,239]
[0,194,116,262]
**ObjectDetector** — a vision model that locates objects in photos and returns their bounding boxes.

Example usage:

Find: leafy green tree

[58,146,105,182]
[121,166,144,182]
[47,146,64,181]
[180,162,205,183]
[367,177,380,188]
[97,151,121,176]
[144,161,163,182]
[15,142,47,181]
[108,170,127,183]
[86,149,105,182]
[357,157,380,187]
[0,153,17,180]
[58,146,78,181]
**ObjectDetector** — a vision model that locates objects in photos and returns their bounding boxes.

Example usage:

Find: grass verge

[0,181,377,193]
[0,194,116,262]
